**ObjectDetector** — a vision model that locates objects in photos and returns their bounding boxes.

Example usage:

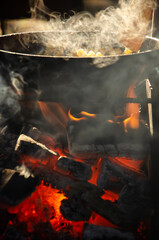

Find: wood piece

[0,168,39,206]
[20,124,42,141]
[56,157,92,181]
[2,225,28,240]
[117,181,152,227]
[82,224,135,240]
[31,166,124,226]
[104,144,118,157]
[68,142,104,161]
[117,143,150,160]
[15,134,58,159]
[81,190,122,226]
[60,197,91,222]
[97,157,146,191]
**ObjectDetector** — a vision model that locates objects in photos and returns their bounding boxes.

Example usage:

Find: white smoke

[23,0,157,57]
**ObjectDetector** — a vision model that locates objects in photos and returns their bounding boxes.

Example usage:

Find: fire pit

[0,29,159,240]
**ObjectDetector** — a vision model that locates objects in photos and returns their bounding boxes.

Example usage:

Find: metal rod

[146,79,154,136]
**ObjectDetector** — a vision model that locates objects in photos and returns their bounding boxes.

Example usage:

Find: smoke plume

[22,0,157,59]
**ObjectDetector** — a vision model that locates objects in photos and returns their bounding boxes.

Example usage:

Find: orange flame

[68,109,86,121]
[38,102,68,129]
[80,111,96,118]
[124,83,140,132]
[68,109,96,122]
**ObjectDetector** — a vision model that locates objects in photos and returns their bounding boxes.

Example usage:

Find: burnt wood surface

[56,157,92,181]
[0,168,39,206]
[60,197,91,221]
[82,224,135,240]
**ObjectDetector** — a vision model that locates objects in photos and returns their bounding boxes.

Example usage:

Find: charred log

[56,157,92,181]
[117,181,152,227]
[15,134,58,159]
[80,189,122,227]
[82,224,135,240]
[117,143,150,160]
[97,157,147,191]
[60,196,91,222]
[31,166,124,227]
[0,168,39,206]
[2,225,28,240]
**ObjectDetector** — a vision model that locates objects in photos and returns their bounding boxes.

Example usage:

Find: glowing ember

[7,181,83,237]
[109,156,144,174]
[89,158,103,185]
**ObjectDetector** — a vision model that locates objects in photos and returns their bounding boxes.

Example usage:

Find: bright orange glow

[109,156,144,174]
[80,111,96,118]
[68,109,96,122]
[89,158,103,185]
[7,181,84,237]
[19,154,58,170]
[68,109,86,122]
[89,212,119,229]
[124,83,140,132]
[38,102,68,129]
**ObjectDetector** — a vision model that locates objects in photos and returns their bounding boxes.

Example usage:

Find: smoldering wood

[0,168,39,206]
[117,143,150,160]
[97,157,147,191]
[104,144,118,157]
[68,143,118,162]
[117,181,152,227]
[60,196,91,221]
[20,124,42,141]
[15,134,58,159]
[0,133,18,169]
[31,166,124,226]
[68,142,104,161]
[80,189,122,227]
[82,224,135,240]
[56,157,92,181]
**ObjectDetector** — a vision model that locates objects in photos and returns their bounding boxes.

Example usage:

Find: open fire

[0,0,159,239]
[0,84,152,239]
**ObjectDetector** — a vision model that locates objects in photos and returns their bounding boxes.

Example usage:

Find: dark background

[0,0,118,19]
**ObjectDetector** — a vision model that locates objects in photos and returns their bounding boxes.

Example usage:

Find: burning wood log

[67,118,123,160]
[56,157,92,181]
[97,156,147,191]
[82,224,135,240]
[117,143,150,160]
[15,134,58,159]
[31,165,125,227]
[81,190,122,226]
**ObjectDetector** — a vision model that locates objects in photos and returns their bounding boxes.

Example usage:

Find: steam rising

[25,0,156,58]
